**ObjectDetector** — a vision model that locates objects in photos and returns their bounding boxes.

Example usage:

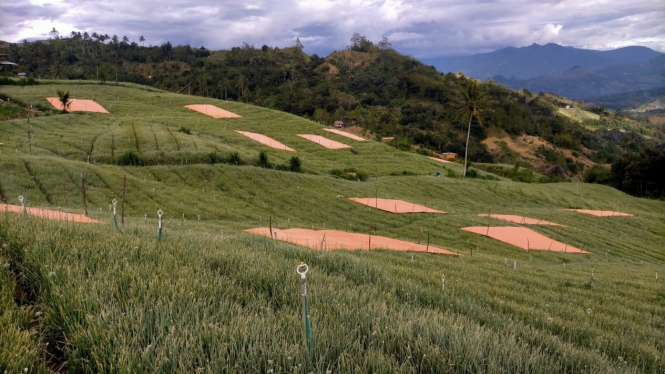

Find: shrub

[446,169,461,179]
[206,152,219,164]
[178,127,191,135]
[331,168,368,181]
[257,151,271,168]
[229,152,241,165]
[117,151,144,166]
[289,156,301,172]
[583,164,611,184]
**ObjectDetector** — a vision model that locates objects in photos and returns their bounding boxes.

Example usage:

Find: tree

[295,37,304,50]
[454,80,493,177]
[378,36,392,50]
[50,27,58,39]
[139,35,145,46]
[56,90,71,113]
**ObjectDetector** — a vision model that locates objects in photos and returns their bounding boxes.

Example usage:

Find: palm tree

[56,90,71,113]
[454,80,493,177]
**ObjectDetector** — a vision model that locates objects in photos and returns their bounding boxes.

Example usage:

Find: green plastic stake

[157,209,163,244]
[19,196,26,216]
[297,263,312,356]
[112,199,123,234]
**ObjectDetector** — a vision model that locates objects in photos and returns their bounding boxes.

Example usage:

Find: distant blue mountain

[493,55,665,100]
[421,43,663,80]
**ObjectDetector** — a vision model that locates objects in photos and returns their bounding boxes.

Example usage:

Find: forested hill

[1,33,661,180]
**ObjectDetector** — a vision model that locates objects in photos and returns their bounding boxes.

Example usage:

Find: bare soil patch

[184,104,241,118]
[477,214,563,226]
[349,198,446,214]
[0,204,102,223]
[562,209,633,217]
[297,134,351,149]
[245,227,458,255]
[462,226,588,253]
[235,131,295,151]
[323,128,366,141]
[46,98,109,113]
[428,157,452,164]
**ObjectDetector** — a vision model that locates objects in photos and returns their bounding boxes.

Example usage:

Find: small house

[0,61,18,71]
[441,152,457,160]
[333,120,344,128]
[17,72,27,78]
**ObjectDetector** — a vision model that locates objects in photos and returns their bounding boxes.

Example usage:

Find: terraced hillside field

[1,82,664,373]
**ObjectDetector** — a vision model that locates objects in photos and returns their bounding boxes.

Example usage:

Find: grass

[1,81,664,373]
[558,108,601,122]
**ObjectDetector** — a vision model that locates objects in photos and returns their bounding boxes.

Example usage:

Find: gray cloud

[1,0,663,57]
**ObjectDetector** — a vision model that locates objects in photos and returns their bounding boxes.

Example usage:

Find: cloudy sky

[1,0,664,58]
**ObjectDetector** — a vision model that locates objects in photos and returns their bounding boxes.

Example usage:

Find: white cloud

[1,0,663,57]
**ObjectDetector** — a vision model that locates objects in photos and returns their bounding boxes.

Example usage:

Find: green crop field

[1,82,664,373]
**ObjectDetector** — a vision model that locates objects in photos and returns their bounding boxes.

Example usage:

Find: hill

[1,81,664,372]
[422,43,663,80]
[1,35,662,180]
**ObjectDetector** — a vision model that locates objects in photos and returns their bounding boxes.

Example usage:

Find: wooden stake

[426,231,430,252]
[82,178,88,217]
[121,175,126,226]
[269,216,273,239]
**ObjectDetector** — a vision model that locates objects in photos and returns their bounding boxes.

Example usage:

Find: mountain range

[422,43,663,80]
[422,43,664,106]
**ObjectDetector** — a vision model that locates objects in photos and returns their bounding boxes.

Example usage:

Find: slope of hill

[422,43,663,80]
[1,82,664,372]
[1,36,661,180]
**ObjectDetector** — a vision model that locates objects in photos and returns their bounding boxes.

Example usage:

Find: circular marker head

[296,263,309,275]
[112,199,117,205]
[157,210,163,218]
[18,196,24,203]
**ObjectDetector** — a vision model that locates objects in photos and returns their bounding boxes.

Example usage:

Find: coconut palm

[454,80,493,177]
[56,90,71,113]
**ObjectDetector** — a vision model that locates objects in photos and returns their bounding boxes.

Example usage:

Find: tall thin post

[27,103,32,155]
[375,163,378,208]
[19,196,26,216]
[297,264,312,357]
[82,178,88,217]
[157,210,163,243]
[121,175,126,226]
[112,199,123,234]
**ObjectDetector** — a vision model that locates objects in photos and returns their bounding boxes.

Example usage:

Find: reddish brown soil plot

[46,98,109,113]
[428,157,452,164]
[462,226,588,254]
[477,214,563,226]
[235,131,295,152]
[349,198,447,214]
[0,204,102,223]
[297,134,351,149]
[184,104,241,118]
[322,128,366,141]
[562,209,633,217]
[245,227,458,255]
